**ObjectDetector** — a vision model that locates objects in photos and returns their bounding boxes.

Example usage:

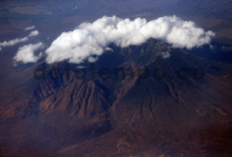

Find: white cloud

[88,56,98,62]
[0,47,2,51]
[0,30,39,48]
[0,37,28,47]
[28,30,39,37]
[25,25,35,31]
[13,42,44,63]
[105,47,113,52]
[162,51,171,59]
[43,16,214,64]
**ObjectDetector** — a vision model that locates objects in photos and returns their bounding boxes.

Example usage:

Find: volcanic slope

[1,39,232,156]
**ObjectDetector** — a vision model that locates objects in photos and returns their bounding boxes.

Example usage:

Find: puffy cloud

[162,51,171,59]
[105,47,113,52]
[88,56,98,62]
[25,25,35,31]
[13,42,44,63]
[28,30,39,37]
[43,15,213,64]
[0,30,39,48]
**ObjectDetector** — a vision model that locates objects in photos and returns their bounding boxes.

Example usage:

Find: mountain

[1,39,232,156]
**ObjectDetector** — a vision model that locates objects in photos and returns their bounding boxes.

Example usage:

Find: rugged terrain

[1,0,232,156]
[1,39,232,156]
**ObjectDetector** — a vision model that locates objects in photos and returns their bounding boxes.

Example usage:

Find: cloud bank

[13,42,44,63]
[26,16,213,64]
[0,30,39,49]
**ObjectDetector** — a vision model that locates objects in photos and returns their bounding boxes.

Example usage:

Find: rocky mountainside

[1,39,232,156]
